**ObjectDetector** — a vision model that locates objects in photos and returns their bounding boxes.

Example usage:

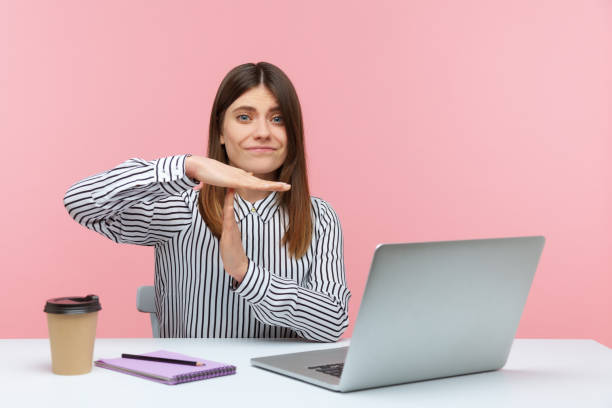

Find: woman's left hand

[220,187,249,284]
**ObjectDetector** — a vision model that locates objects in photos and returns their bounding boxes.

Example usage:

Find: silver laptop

[250,235,546,392]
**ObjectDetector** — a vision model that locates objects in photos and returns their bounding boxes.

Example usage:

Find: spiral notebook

[94,350,236,385]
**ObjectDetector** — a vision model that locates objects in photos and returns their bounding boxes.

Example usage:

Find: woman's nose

[254,119,272,138]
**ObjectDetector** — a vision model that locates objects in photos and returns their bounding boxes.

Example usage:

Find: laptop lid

[338,235,545,392]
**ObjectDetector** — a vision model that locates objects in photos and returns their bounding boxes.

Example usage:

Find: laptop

[250,235,546,392]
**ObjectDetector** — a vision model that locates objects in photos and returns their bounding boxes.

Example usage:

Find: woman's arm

[231,201,351,342]
[63,154,199,246]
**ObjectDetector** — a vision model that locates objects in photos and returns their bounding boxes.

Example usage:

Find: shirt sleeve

[63,154,200,246]
[230,201,351,342]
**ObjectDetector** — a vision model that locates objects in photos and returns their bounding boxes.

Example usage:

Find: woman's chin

[242,165,282,179]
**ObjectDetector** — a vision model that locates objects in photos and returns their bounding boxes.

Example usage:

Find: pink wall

[1,1,610,346]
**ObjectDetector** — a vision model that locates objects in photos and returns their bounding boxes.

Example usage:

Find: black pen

[121,353,205,366]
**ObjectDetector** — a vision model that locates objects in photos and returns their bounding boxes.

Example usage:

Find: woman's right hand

[185,155,291,192]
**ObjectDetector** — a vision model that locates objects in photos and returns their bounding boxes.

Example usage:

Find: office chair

[136,285,160,338]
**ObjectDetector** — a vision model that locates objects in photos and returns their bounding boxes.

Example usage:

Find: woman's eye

[236,114,283,125]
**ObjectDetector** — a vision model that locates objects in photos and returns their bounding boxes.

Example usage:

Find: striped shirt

[63,154,351,342]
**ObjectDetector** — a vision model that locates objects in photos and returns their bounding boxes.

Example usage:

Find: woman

[63,62,351,342]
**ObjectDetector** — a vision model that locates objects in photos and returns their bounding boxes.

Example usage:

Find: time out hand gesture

[185,155,291,192]
[185,155,291,284]
[220,187,248,283]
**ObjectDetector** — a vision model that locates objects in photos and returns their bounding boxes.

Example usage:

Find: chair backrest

[136,285,160,338]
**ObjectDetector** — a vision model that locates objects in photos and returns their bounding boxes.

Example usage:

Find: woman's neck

[236,188,272,205]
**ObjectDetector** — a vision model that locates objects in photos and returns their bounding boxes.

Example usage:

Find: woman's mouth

[246,147,276,153]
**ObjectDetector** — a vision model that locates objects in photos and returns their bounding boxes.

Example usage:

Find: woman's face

[220,84,288,181]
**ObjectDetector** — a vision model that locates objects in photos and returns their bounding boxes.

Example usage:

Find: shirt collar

[233,190,281,224]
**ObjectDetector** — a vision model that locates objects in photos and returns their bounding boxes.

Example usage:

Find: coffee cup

[44,294,102,375]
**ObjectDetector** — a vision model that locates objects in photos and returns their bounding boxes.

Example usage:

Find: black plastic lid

[44,294,102,314]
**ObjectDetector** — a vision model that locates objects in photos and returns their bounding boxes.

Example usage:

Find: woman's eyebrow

[232,105,281,113]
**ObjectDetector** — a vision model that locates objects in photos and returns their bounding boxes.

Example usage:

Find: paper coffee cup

[44,294,102,375]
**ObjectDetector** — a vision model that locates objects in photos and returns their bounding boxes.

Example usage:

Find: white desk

[1,338,610,407]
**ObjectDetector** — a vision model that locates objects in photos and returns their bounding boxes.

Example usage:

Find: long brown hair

[198,62,312,259]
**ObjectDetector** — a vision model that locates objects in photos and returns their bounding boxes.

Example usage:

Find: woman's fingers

[229,171,290,191]
[223,187,235,223]
[193,157,291,192]
[253,181,291,191]
[244,174,291,191]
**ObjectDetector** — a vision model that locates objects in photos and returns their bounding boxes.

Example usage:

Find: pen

[121,353,205,366]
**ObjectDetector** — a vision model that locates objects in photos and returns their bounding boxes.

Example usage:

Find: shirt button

[251,208,256,213]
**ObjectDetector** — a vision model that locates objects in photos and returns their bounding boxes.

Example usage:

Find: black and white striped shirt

[63,154,351,341]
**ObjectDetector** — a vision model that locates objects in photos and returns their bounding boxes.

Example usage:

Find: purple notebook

[94,350,236,385]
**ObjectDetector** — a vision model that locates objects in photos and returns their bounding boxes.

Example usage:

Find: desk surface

[1,338,610,408]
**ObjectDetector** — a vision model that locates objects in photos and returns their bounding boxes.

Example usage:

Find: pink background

[1,1,610,346]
